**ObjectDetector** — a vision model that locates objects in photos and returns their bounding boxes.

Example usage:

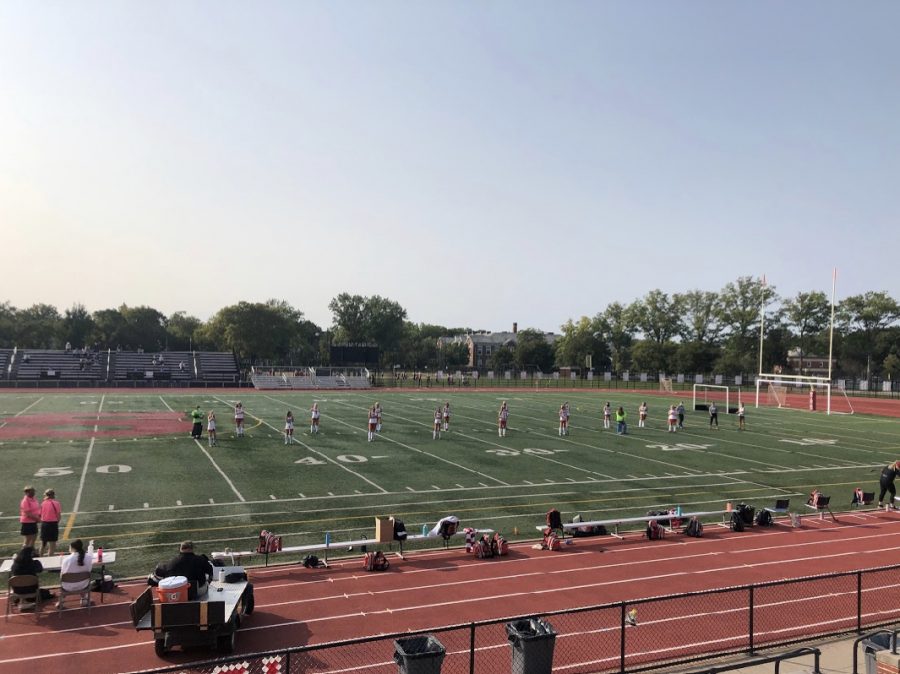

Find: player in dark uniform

[878,461,900,509]
[708,402,719,430]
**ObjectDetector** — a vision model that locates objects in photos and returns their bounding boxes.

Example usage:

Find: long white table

[1,550,117,574]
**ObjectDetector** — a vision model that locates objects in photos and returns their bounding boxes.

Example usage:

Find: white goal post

[660,377,673,393]
[692,384,733,413]
[754,374,854,415]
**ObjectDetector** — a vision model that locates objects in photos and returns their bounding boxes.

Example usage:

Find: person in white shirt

[310,403,320,434]
[603,402,611,430]
[638,402,648,428]
[737,403,746,430]
[284,411,295,445]
[59,539,93,608]
[207,410,218,447]
[234,402,245,438]
[433,408,442,440]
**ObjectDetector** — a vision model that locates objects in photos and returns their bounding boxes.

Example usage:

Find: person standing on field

[234,402,245,438]
[39,489,62,556]
[737,402,746,430]
[603,402,611,430]
[190,405,203,439]
[878,460,900,509]
[20,486,41,548]
[708,401,719,430]
[615,406,628,435]
[676,402,686,429]
[638,402,648,428]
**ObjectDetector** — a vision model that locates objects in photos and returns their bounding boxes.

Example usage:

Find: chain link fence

[136,564,900,674]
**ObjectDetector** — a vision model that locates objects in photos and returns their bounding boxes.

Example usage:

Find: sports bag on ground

[738,504,755,525]
[257,529,283,554]
[730,511,745,532]
[755,509,773,526]
[542,527,561,551]
[363,551,390,571]
[684,517,703,537]
[493,533,509,556]
[646,510,670,527]
[475,537,494,559]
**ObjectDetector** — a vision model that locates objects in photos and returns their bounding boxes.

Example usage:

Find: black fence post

[470,622,476,674]
[620,603,627,673]
[857,570,863,633]
[748,585,755,654]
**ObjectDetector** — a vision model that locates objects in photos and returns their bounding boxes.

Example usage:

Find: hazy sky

[2,2,898,332]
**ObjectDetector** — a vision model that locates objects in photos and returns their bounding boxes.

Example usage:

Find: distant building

[785,348,835,377]
[439,323,558,370]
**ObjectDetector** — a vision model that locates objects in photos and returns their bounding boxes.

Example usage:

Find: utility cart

[130,567,249,657]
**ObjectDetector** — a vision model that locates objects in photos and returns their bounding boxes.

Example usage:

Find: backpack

[684,517,703,537]
[493,533,509,556]
[475,537,494,559]
[646,519,663,540]
[730,511,745,532]
[363,551,390,571]
[439,519,459,540]
[393,519,408,541]
[301,554,320,568]
[755,509,773,527]
[738,504,755,525]
[646,510,670,527]
[91,574,116,592]
[256,529,283,554]
[542,527,561,551]
[546,508,563,531]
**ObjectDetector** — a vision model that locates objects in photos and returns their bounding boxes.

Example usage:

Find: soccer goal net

[692,384,733,413]
[754,375,854,415]
[660,377,673,393]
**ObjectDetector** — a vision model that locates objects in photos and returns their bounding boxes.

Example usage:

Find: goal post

[692,384,733,413]
[754,374,854,415]
[660,377,673,393]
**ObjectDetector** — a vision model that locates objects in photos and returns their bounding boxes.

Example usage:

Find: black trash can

[506,618,556,674]
[862,633,895,674]
[394,635,446,674]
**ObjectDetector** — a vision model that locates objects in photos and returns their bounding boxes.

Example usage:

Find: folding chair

[6,575,42,619]
[805,495,836,522]
[852,492,875,509]
[57,571,92,611]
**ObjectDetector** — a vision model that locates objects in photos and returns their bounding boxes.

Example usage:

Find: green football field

[1,389,897,582]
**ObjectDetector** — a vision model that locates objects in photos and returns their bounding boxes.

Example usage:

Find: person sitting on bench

[149,541,213,599]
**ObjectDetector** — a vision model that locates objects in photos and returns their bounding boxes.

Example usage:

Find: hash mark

[269,494,277,500]
[143,503,149,508]
[431,485,441,490]
[208,498,215,504]
[108,505,115,511]
[298,493,305,498]
[176,500,182,506]
[406,487,415,492]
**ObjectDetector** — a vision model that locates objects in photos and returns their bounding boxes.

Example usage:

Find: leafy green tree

[554,316,610,373]
[16,304,62,348]
[783,291,830,373]
[599,303,635,372]
[489,343,515,372]
[676,290,722,343]
[328,294,408,366]
[716,277,778,374]
[629,290,682,344]
[838,292,900,378]
[118,305,169,352]
[201,300,309,362]
[166,312,203,351]
[630,340,677,373]
[62,303,95,349]
[90,308,127,348]
[514,328,554,372]
[0,301,18,347]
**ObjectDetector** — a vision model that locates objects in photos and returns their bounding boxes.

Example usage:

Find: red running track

[3,509,900,674]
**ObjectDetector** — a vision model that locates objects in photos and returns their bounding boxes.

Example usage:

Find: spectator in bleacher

[23,353,30,363]
[149,541,213,599]
[179,361,186,373]
[39,489,62,556]
[19,485,41,548]
[65,342,71,353]
[158,354,164,365]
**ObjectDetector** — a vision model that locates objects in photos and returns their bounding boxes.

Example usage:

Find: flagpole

[827,268,837,381]
[758,275,766,376]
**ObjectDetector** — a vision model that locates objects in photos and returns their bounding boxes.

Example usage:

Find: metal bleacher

[196,352,240,384]
[14,349,107,382]
[112,351,194,382]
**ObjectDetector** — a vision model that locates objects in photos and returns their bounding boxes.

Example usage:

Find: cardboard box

[375,516,394,543]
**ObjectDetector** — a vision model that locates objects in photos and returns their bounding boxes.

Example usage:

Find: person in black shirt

[878,461,900,509]
[151,541,213,599]
[10,546,55,607]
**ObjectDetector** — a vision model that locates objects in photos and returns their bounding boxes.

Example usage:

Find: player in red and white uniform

[498,401,509,437]
[638,402,648,428]
[207,410,218,447]
[603,402,612,430]
[558,404,568,436]
[433,407,442,440]
[374,402,383,433]
[310,402,320,434]
[442,402,451,432]
[667,405,678,433]
[284,411,295,445]
[367,406,378,442]
[233,402,245,438]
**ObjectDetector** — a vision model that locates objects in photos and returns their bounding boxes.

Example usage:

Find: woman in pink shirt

[39,488,62,556]
[19,485,41,548]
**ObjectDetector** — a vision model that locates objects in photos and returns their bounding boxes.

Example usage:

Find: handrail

[681,647,822,674]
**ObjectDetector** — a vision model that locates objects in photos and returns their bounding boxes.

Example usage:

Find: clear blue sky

[2,1,898,332]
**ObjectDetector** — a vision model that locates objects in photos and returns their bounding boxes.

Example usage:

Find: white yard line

[193,438,246,502]
[0,395,45,429]
[158,395,175,412]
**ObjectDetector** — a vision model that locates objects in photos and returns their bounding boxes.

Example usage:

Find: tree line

[1,277,898,379]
